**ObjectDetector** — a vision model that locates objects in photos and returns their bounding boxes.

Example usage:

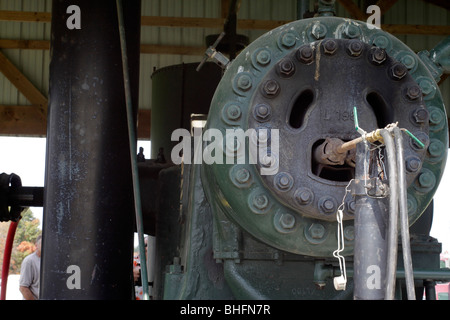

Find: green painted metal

[202,16,448,259]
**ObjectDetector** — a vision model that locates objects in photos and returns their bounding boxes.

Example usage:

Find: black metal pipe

[7,186,44,208]
[41,0,141,299]
[353,141,388,300]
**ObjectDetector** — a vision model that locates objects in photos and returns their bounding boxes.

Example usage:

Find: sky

[0,136,449,254]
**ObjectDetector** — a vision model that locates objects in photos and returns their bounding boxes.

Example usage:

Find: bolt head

[370,47,387,65]
[278,59,295,77]
[348,40,363,56]
[297,46,314,64]
[263,79,280,96]
[254,104,271,121]
[274,172,293,191]
[322,39,338,55]
[406,85,422,100]
[280,213,295,229]
[309,223,325,239]
[390,63,408,80]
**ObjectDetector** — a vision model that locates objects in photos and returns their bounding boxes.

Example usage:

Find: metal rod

[394,127,416,300]
[116,0,149,300]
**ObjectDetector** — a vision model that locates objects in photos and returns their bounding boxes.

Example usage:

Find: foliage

[0,208,41,274]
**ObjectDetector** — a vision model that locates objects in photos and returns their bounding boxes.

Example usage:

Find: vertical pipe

[353,141,388,300]
[41,0,141,299]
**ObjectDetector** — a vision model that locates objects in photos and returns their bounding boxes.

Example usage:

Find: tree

[0,208,41,274]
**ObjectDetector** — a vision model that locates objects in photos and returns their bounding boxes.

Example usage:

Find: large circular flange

[202,17,448,257]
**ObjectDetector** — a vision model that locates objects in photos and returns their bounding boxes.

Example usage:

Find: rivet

[279,213,296,229]
[236,74,252,91]
[256,49,271,66]
[263,79,280,97]
[297,46,314,64]
[390,63,408,80]
[323,39,337,55]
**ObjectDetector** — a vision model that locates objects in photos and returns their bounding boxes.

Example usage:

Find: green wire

[403,129,425,149]
[353,106,359,132]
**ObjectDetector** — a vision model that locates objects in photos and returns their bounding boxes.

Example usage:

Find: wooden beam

[0,39,50,50]
[140,44,204,56]
[0,10,51,22]
[0,105,46,136]
[0,106,151,139]
[375,0,400,15]
[382,24,450,35]
[0,50,47,116]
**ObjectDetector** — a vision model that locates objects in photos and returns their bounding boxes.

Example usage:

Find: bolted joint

[322,39,338,55]
[297,45,314,64]
[369,47,387,65]
[278,59,295,77]
[348,40,363,57]
[390,63,408,80]
[262,79,280,97]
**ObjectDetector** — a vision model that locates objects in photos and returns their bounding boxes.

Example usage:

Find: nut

[297,46,314,64]
[323,39,338,55]
[348,40,363,56]
[263,79,280,96]
[390,63,408,80]
[278,59,295,77]
[369,47,387,65]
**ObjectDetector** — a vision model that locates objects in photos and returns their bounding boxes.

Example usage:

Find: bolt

[260,154,274,167]
[405,156,421,173]
[344,226,355,241]
[323,39,338,55]
[236,74,252,91]
[390,63,408,80]
[418,171,436,189]
[253,194,269,210]
[406,85,422,100]
[311,23,327,40]
[309,223,325,239]
[297,46,314,64]
[369,47,387,65]
[235,168,250,184]
[278,59,295,77]
[419,78,435,97]
[226,104,241,121]
[413,108,428,123]
[400,54,416,70]
[348,40,363,56]
[280,213,295,229]
[256,49,271,66]
[347,200,356,214]
[281,32,296,48]
[275,172,293,191]
[319,197,336,214]
[263,79,280,97]
[254,104,271,121]
[428,140,445,158]
[295,188,313,205]
[429,108,444,126]
[344,24,361,39]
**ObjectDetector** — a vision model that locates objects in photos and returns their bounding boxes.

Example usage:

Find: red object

[1,221,19,300]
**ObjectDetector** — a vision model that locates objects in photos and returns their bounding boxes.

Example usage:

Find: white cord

[333,180,353,291]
